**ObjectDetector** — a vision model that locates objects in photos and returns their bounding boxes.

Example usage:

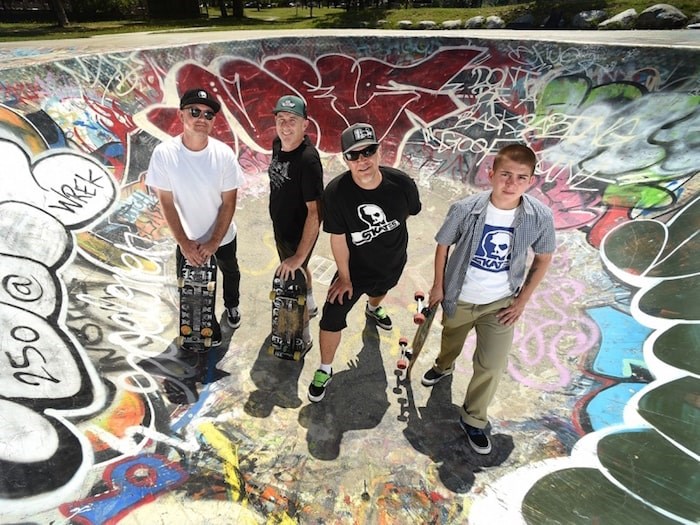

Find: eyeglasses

[186,107,216,121]
[344,144,378,161]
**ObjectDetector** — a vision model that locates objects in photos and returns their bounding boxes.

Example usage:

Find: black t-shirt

[268,135,324,245]
[323,166,421,289]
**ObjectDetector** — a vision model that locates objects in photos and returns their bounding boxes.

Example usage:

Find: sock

[307,289,317,310]
[367,302,379,312]
[320,363,332,375]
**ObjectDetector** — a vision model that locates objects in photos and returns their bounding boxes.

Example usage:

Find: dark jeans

[176,236,241,311]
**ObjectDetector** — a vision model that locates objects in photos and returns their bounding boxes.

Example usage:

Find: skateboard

[397,291,437,378]
[177,256,217,353]
[269,269,307,361]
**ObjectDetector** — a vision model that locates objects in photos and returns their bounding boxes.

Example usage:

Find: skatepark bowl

[0,28,698,524]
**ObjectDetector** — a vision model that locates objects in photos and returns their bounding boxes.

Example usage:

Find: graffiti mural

[0,33,698,523]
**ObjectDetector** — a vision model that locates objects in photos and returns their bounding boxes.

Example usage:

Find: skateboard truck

[413,291,430,325]
[397,337,412,370]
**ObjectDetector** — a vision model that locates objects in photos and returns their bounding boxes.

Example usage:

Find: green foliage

[69,0,144,17]
[0,0,698,39]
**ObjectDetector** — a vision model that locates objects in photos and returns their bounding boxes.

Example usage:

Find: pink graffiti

[508,246,600,391]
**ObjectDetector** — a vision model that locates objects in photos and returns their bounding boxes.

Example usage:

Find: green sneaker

[365,303,392,330]
[308,369,332,402]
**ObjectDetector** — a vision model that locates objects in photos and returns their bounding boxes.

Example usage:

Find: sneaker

[365,303,392,330]
[308,369,332,402]
[421,367,452,386]
[308,305,319,319]
[459,418,492,455]
[226,307,241,329]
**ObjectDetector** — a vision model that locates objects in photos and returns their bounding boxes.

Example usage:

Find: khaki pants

[432,296,514,429]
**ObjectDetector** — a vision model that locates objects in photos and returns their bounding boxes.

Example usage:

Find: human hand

[429,283,444,309]
[327,275,352,305]
[181,239,205,266]
[496,297,526,326]
[276,256,302,281]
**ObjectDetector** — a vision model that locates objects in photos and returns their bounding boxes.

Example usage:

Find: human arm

[277,199,320,280]
[327,232,352,304]
[199,189,238,258]
[496,252,553,326]
[429,243,450,308]
[156,188,204,266]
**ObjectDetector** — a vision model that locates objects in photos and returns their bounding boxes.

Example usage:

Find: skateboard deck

[269,269,307,361]
[178,256,217,353]
[397,291,437,378]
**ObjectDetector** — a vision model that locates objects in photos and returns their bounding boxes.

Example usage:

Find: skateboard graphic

[269,269,307,361]
[397,291,437,378]
[177,256,217,352]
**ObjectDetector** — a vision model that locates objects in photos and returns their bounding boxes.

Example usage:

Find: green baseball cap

[273,95,307,118]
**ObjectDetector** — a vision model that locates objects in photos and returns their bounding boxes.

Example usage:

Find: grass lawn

[0,0,697,41]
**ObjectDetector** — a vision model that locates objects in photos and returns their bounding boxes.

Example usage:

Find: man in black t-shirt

[269,95,324,349]
[307,123,421,402]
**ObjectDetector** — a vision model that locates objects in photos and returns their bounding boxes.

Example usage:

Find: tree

[48,0,70,27]
[146,0,200,18]
[218,0,228,16]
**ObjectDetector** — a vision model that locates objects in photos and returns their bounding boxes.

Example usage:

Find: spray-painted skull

[358,204,386,226]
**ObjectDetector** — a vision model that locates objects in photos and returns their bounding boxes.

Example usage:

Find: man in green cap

[268,95,324,352]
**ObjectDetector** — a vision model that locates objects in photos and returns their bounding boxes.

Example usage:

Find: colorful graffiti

[0,33,698,523]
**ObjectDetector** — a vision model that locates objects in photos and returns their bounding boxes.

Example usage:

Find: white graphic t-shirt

[459,202,516,304]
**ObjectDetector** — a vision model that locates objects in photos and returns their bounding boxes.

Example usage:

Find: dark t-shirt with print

[268,135,324,246]
[323,166,421,289]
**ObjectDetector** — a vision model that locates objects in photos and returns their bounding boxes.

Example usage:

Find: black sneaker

[365,303,392,330]
[459,418,492,455]
[421,367,452,386]
[226,306,241,329]
[308,369,332,402]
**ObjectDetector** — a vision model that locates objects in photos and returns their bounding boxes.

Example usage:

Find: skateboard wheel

[207,281,215,293]
[267,345,274,355]
[204,338,212,348]
[181,325,192,336]
[297,295,306,306]
[177,336,185,346]
[201,327,213,337]
[414,291,425,301]
[397,358,408,370]
[293,351,301,361]
[269,290,276,301]
[177,278,185,288]
[413,313,426,325]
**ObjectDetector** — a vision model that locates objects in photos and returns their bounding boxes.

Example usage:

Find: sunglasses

[186,107,216,121]
[344,144,378,161]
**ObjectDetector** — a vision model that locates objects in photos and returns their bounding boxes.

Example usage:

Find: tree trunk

[231,0,243,18]
[218,0,228,16]
[47,0,69,27]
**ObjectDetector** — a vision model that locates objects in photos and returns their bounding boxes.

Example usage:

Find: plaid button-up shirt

[436,191,556,317]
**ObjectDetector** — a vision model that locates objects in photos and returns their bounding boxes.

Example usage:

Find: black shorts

[275,236,315,268]
[318,272,399,332]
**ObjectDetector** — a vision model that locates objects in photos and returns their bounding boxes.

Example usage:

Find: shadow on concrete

[298,323,390,460]
[137,315,233,405]
[244,334,304,417]
[394,372,514,493]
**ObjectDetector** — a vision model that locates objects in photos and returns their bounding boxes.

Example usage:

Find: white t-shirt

[459,202,516,304]
[146,135,244,245]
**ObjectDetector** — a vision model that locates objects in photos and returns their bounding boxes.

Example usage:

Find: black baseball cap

[179,88,221,114]
[341,123,379,153]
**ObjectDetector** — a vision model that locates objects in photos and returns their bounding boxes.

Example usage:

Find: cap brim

[342,139,379,154]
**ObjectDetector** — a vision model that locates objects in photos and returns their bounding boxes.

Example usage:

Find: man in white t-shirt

[421,144,556,455]
[146,88,245,344]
